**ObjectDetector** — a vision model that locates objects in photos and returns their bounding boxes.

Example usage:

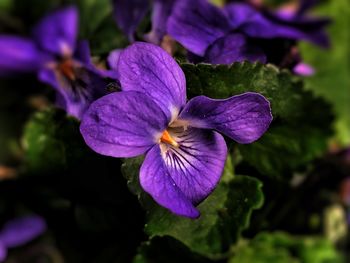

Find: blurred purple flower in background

[0,7,107,119]
[80,42,272,218]
[0,215,46,262]
[110,0,176,73]
[113,0,175,45]
[167,0,330,75]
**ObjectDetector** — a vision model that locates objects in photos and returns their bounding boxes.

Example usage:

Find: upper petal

[33,6,78,56]
[167,0,231,56]
[0,36,48,76]
[0,215,46,248]
[112,0,149,42]
[179,93,272,144]
[205,33,267,64]
[117,42,186,118]
[223,3,258,29]
[80,91,169,158]
[140,128,227,218]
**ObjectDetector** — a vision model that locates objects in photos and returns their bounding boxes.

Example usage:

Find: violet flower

[80,42,272,218]
[113,0,175,45]
[167,0,329,73]
[0,215,46,262]
[0,7,106,119]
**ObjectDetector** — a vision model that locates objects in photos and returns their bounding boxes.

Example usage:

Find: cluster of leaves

[229,232,343,263]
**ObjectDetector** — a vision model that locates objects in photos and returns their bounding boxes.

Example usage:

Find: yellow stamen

[160,130,179,147]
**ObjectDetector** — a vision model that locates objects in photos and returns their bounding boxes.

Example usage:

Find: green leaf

[121,156,156,210]
[145,175,264,257]
[229,232,344,263]
[76,0,128,55]
[22,108,89,174]
[133,237,212,263]
[238,125,330,177]
[121,156,144,197]
[181,62,334,178]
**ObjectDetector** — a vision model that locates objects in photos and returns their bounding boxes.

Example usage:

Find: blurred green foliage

[229,232,344,263]
[301,0,350,145]
[22,108,85,173]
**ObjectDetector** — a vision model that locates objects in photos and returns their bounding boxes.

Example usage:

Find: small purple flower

[293,62,315,76]
[80,42,272,218]
[0,215,46,262]
[113,0,175,44]
[167,0,329,71]
[0,7,106,119]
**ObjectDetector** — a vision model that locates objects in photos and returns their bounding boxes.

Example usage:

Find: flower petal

[179,93,272,144]
[223,2,257,29]
[117,42,186,118]
[0,242,6,262]
[167,0,231,56]
[140,128,227,218]
[80,91,169,158]
[0,36,48,76]
[112,0,149,42]
[264,9,331,48]
[144,0,175,44]
[33,6,78,56]
[107,49,123,71]
[205,33,266,64]
[74,40,92,65]
[0,215,46,248]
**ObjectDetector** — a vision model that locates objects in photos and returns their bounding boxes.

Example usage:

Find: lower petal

[140,128,227,218]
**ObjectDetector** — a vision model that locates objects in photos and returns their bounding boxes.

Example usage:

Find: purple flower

[113,0,175,44]
[293,62,315,76]
[80,42,272,218]
[0,7,107,119]
[167,0,329,70]
[0,215,46,262]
